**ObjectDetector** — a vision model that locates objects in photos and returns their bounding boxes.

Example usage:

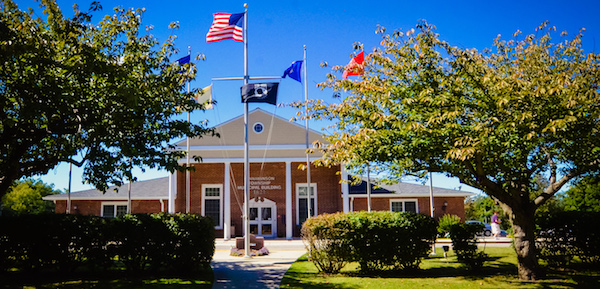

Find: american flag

[206,13,244,43]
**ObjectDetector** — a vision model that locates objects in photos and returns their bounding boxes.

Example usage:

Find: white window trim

[389,199,419,213]
[295,183,317,225]
[201,184,224,230]
[101,201,128,218]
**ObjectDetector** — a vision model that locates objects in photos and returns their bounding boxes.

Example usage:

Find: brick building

[45,109,472,239]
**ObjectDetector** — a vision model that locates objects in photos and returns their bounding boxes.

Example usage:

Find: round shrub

[301,212,351,274]
[302,211,437,273]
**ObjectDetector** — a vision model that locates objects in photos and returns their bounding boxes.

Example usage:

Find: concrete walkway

[210,237,512,288]
[211,239,307,289]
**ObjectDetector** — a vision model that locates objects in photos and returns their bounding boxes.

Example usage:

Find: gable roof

[44,176,472,201]
[350,177,473,197]
[174,108,327,160]
[43,177,168,201]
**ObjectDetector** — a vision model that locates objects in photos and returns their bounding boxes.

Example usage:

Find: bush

[347,211,437,272]
[438,214,461,237]
[449,222,487,269]
[301,211,437,273]
[301,212,351,274]
[166,213,215,272]
[0,214,108,272]
[537,211,600,268]
[0,213,215,274]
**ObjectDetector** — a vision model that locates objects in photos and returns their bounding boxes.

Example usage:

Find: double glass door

[248,199,276,237]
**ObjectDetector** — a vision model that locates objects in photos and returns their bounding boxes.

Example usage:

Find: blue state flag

[177,55,191,65]
[282,60,303,83]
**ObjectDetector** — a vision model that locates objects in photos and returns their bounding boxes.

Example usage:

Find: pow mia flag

[241,83,279,105]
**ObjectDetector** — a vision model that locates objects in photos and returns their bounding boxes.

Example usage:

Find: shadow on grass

[0,270,214,289]
[282,254,600,289]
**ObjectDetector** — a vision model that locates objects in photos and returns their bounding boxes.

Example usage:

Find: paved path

[210,237,512,288]
[211,239,307,289]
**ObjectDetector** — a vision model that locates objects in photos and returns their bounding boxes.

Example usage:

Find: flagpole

[429,171,435,254]
[243,3,251,258]
[67,162,72,214]
[186,46,191,214]
[304,45,312,223]
[367,164,371,212]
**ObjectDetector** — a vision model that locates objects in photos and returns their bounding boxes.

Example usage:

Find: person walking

[491,211,502,239]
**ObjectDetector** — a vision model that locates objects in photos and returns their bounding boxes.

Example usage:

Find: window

[101,202,128,218]
[390,199,418,213]
[202,184,223,229]
[253,122,264,134]
[296,183,317,225]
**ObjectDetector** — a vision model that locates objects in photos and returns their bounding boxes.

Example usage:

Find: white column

[286,161,293,239]
[168,171,177,213]
[341,165,349,213]
[224,162,231,240]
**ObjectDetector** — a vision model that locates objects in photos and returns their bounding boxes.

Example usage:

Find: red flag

[206,13,244,43]
[342,51,364,79]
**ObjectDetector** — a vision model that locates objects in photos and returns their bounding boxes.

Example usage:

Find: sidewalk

[211,239,307,289]
[210,237,512,288]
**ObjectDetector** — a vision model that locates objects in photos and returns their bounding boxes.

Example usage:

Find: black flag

[241,83,278,105]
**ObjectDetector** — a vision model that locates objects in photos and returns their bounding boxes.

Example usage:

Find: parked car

[465,220,492,236]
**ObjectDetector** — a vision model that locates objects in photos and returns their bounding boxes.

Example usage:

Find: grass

[0,270,213,289]
[280,246,600,289]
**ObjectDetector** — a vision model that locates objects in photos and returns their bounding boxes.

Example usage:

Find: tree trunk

[511,206,542,281]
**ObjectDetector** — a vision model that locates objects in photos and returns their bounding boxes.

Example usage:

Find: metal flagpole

[304,46,312,223]
[127,177,132,214]
[186,46,191,214]
[208,5,279,257]
[367,164,371,212]
[128,157,132,214]
[429,171,435,254]
[243,3,251,258]
[67,162,72,214]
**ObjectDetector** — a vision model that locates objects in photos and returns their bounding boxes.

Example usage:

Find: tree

[563,175,600,212]
[1,179,60,215]
[306,22,600,280]
[464,194,502,223]
[0,0,213,198]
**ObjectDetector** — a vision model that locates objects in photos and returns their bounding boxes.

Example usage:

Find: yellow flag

[196,84,213,109]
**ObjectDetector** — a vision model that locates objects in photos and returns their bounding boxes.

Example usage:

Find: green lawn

[281,247,600,289]
[0,271,213,289]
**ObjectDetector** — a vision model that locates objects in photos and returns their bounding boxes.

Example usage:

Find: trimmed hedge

[537,211,600,267]
[0,213,215,273]
[302,211,437,273]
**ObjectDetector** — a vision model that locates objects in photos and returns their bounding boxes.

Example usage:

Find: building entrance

[248,198,277,238]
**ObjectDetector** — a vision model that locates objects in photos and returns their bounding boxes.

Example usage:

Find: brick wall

[52,199,168,216]
[177,161,342,238]
[349,196,466,220]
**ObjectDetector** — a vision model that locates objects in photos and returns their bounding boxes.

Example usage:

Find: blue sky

[16,0,600,193]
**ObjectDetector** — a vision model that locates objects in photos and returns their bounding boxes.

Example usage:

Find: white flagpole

[128,157,132,214]
[429,171,435,254]
[304,46,312,222]
[67,162,72,214]
[243,3,251,258]
[367,164,371,212]
[186,46,191,214]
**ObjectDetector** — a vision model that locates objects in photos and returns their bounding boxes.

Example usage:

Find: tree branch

[541,145,556,184]
[463,156,511,205]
